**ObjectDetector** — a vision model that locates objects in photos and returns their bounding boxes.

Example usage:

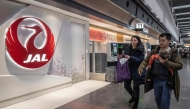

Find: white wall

[94,42,106,53]
[0,2,89,107]
[148,39,159,45]
[144,0,179,40]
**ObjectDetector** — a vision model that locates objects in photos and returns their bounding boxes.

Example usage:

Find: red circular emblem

[5,17,55,69]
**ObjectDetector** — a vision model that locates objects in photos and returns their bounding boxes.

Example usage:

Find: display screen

[111,43,118,56]
[117,43,129,54]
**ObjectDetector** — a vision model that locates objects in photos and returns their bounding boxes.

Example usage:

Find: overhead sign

[143,28,149,34]
[136,23,144,29]
[136,23,148,34]
[5,17,55,69]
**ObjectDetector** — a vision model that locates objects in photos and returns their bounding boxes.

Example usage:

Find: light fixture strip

[178,25,190,27]
[175,12,190,16]
[180,29,190,30]
[174,5,190,10]
[177,17,190,20]
[178,22,190,24]
[179,26,190,28]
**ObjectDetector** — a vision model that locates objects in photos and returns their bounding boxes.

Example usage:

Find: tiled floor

[2,59,190,109]
[57,59,190,109]
[2,80,110,109]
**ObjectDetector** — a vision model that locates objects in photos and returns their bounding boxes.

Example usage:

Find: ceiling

[171,0,190,44]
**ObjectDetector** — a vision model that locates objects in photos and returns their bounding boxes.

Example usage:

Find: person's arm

[138,49,156,72]
[122,48,129,58]
[162,53,182,71]
[148,55,157,65]
[128,51,144,63]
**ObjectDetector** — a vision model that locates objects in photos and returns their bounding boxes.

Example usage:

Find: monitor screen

[111,43,118,56]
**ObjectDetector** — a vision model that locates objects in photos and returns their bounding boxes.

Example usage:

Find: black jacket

[124,44,145,81]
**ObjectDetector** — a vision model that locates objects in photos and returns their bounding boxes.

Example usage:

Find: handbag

[116,58,131,83]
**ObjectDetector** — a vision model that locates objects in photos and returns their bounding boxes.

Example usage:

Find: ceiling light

[174,5,190,10]
[177,18,190,20]
[178,25,190,27]
[179,27,190,29]
[180,30,190,31]
[175,12,190,16]
[179,26,190,28]
[178,22,190,24]
[180,31,190,32]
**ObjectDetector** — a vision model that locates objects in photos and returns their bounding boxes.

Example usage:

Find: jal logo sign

[5,17,55,69]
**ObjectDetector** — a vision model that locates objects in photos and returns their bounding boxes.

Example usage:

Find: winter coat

[138,46,183,101]
[124,44,146,82]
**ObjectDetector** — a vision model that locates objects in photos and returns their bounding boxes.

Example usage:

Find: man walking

[138,33,182,109]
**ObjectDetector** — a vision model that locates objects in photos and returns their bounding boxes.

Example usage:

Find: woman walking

[118,35,145,109]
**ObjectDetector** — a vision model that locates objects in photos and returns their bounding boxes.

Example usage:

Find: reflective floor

[57,59,190,109]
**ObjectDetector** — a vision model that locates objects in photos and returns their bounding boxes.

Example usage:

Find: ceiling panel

[172,0,190,7]
[172,0,190,43]
[183,40,190,44]
[175,8,190,13]
[176,14,190,19]
[178,19,190,22]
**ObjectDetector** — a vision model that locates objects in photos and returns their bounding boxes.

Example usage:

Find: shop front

[0,1,89,108]
[88,26,149,81]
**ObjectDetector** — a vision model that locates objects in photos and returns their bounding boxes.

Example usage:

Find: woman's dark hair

[131,35,145,52]
[131,35,143,46]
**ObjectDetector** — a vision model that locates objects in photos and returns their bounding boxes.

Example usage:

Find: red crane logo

[5,17,55,69]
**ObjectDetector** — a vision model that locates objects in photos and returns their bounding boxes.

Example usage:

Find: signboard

[136,23,148,34]
[5,17,55,69]
[143,28,148,34]
[136,23,144,29]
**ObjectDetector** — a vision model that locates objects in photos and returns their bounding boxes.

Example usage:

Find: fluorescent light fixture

[180,30,190,31]
[180,31,190,32]
[179,27,190,29]
[178,22,190,24]
[175,12,190,16]
[174,5,190,10]
[180,28,190,30]
[180,30,190,32]
[178,25,190,27]
[180,27,190,29]
[177,17,190,21]
[180,29,190,31]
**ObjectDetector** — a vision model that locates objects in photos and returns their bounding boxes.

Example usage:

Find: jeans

[153,77,172,109]
[124,78,140,98]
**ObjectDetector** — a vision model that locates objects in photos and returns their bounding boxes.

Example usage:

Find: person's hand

[138,70,142,76]
[125,55,130,59]
[117,54,122,59]
[148,65,151,69]
[159,56,167,63]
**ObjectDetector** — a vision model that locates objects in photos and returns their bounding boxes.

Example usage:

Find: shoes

[132,97,139,109]
[129,96,134,103]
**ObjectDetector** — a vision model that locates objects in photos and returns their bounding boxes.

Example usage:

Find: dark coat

[124,44,146,81]
[138,46,183,101]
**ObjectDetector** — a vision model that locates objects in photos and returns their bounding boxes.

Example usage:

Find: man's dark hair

[159,33,171,40]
